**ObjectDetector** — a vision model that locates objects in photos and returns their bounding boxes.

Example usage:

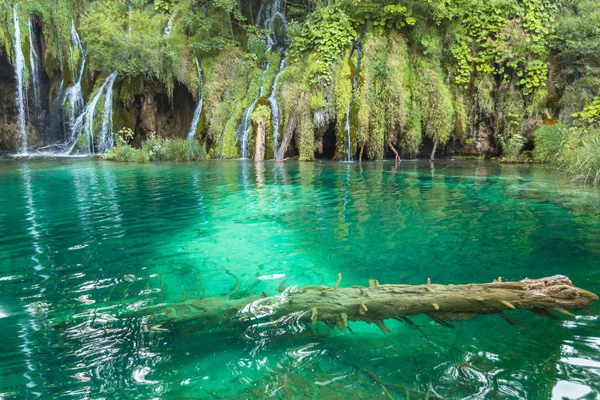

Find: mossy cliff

[1,0,600,171]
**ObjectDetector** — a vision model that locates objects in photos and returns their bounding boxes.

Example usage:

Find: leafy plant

[288,5,356,85]
[533,122,567,162]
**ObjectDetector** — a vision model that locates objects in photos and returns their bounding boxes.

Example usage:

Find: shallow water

[0,159,599,399]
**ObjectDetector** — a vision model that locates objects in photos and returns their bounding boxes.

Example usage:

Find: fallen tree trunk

[127,275,597,333]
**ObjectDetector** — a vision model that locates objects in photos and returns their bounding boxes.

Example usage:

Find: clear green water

[0,159,599,399]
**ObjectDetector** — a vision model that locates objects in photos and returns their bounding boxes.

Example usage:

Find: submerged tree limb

[126,275,597,334]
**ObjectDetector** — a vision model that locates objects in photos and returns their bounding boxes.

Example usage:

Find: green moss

[415,57,455,146]
[279,54,314,160]
[385,31,410,146]
[248,104,272,158]
[119,76,145,107]
[262,51,282,95]
[334,51,353,158]
[203,48,253,153]
[220,103,244,158]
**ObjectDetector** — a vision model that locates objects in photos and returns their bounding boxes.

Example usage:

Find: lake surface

[0,159,599,399]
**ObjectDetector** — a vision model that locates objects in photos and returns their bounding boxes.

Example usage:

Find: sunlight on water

[0,159,599,399]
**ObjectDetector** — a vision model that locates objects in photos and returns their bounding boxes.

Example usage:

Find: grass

[561,135,600,185]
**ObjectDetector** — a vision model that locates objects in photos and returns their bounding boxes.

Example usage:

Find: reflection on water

[0,159,599,399]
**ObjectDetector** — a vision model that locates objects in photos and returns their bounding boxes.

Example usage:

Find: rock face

[0,52,18,152]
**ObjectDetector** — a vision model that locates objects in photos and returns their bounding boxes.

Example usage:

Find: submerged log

[126,275,597,333]
[275,112,296,161]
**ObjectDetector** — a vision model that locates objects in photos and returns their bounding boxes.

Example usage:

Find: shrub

[533,122,567,163]
[105,143,149,163]
[165,139,208,161]
[560,127,600,184]
[105,135,207,163]
[499,133,526,162]
[141,133,170,161]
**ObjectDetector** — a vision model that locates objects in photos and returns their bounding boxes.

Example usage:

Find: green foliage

[340,0,416,30]
[414,58,455,146]
[105,141,150,163]
[533,122,567,162]
[141,133,170,161]
[357,34,389,159]
[279,54,314,160]
[288,5,356,86]
[105,135,207,163]
[499,133,526,162]
[333,52,353,158]
[573,96,600,126]
[165,138,208,161]
[202,48,253,156]
[80,1,163,77]
[446,0,556,94]
[154,0,173,13]
[559,127,600,184]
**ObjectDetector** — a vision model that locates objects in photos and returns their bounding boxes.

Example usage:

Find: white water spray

[239,65,269,158]
[12,5,28,154]
[63,19,86,148]
[344,46,363,161]
[68,72,118,154]
[163,14,175,38]
[28,18,40,103]
[269,57,286,154]
[187,56,204,140]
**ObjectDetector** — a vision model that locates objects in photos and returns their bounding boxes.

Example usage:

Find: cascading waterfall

[68,72,118,154]
[236,0,290,159]
[187,56,204,140]
[128,5,133,36]
[63,19,86,148]
[12,4,28,154]
[98,74,117,153]
[269,57,286,154]
[260,0,289,51]
[344,45,363,161]
[239,65,268,159]
[163,14,175,38]
[28,18,40,103]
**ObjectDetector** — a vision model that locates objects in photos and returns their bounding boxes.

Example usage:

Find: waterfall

[12,5,28,154]
[68,72,118,154]
[187,56,204,140]
[28,18,40,104]
[163,14,174,38]
[63,19,86,147]
[344,45,363,161]
[269,57,286,154]
[128,5,133,36]
[239,65,269,158]
[260,0,289,51]
[98,73,117,153]
[234,0,291,159]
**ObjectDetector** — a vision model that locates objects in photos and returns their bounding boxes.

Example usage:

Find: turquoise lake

[0,159,599,399]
